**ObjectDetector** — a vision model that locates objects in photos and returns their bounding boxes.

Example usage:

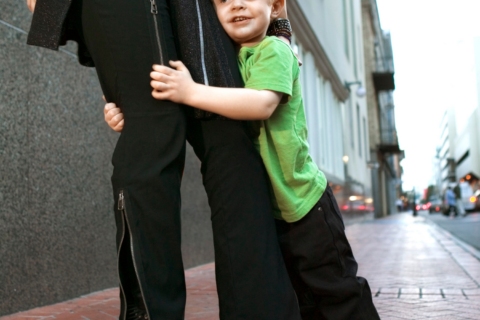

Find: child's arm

[151,61,283,121]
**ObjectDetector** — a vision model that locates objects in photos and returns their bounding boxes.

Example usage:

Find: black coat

[27,0,94,66]
[26,0,242,118]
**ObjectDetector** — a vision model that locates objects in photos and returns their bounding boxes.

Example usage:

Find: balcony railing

[373,33,395,92]
[379,128,401,153]
[373,71,395,91]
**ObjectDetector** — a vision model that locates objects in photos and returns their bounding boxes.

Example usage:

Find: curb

[425,218,480,261]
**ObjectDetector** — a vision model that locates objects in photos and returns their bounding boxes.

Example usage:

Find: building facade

[454,108,480,187]
[361,0,403,217]
[451,37,480,193]
[290,0,373,215]
[435,104,480,201]
[437,109,457,191]
[431,37,480,203]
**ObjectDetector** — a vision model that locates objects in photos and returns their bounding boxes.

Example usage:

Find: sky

[375,0,480,191]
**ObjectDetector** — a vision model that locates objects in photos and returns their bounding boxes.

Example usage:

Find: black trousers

[275,186,380,320]
[79,0,300,319]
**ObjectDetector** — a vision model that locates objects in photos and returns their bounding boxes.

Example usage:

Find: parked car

[426,197,444,214]
[458,182,476,212]
[415,202,430,212]
[471,189,480,212]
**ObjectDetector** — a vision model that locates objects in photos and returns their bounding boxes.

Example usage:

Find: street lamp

[367,160,379,169]
[345,81,366,98]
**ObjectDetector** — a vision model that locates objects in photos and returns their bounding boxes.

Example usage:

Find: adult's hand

[27,0,36,13]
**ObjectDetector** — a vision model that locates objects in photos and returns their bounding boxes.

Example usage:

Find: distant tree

[425,185,437,201]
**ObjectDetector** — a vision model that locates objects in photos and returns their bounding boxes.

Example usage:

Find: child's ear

[270,0,285,19]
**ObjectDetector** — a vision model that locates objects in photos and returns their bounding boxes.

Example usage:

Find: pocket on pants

[325,186,346,230]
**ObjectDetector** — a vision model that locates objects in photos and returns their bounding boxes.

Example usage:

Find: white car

[458,182,476,212]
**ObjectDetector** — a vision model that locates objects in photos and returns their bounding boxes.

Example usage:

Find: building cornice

[289,0,350,102]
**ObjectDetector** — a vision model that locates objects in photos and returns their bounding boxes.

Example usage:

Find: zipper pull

[118,191,125,210]
[150,0,158,14]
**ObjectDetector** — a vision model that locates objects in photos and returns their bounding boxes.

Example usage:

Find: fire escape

[374,33,402,155]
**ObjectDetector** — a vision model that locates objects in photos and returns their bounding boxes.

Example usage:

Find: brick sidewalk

[2,213,480,319]
[0,264,218,320]
[348,214,480,320]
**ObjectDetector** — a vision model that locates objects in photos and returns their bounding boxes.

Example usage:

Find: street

[422,211,480,252]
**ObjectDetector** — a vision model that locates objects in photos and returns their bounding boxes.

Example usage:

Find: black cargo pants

[275,186,380,320]
[80,0,300,318]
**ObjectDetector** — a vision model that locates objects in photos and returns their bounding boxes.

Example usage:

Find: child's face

[213,0,280,47]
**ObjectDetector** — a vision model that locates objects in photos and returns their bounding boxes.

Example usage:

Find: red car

[415,203,430,211]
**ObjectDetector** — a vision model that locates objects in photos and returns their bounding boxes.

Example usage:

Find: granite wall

[0,1,213,316]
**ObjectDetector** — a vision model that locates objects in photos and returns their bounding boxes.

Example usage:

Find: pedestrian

[396,198,403,212]
[25,0,300,319]
[454,183,466,216]
[107,0,380,318]
[445,186,457,217]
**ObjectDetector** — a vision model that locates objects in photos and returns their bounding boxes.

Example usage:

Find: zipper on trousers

[195,0,209,86]
[150,0,164,65]
[118,190,151,320]
[117,192,128,320]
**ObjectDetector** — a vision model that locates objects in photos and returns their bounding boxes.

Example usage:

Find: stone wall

[0,2,213,315]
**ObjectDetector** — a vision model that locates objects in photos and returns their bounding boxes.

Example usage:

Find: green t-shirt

[238,36,327,222]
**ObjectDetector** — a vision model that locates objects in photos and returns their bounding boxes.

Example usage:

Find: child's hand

[151,61,196,104]
[26,0,36,12]
[104,101,124,132]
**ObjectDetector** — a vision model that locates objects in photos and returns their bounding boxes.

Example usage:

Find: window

[363,117,368,160]
[349,100,354,149]
[357,104,362,158]
[349,0,358,77]
[342,0,350,59]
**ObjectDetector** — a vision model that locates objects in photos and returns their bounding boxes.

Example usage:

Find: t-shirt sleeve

[244,38,295,98]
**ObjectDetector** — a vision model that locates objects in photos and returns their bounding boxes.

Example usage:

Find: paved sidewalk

[0,264,218,320]
[2,213,480,319]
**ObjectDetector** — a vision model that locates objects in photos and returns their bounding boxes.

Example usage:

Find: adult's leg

[80,0,187,318]
[170,1,299,317]
[187,118,301,320]
[275,186,380,320]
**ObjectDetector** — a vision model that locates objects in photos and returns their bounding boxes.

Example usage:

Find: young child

[105,0,379,318]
